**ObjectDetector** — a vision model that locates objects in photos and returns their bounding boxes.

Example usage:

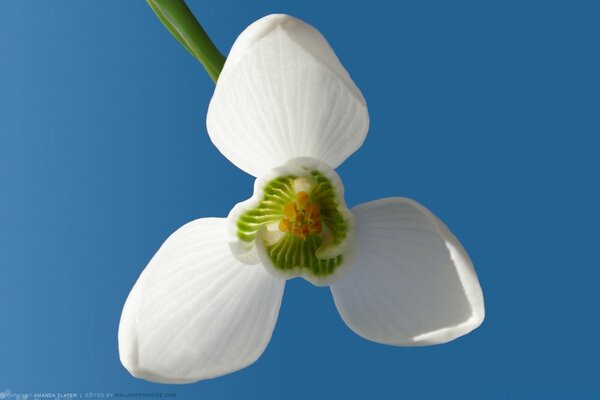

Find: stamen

[306,203,320,220]
[235,166,350,281]
[296,191,309,208]
[294,226,307,239]
[308,220,322,234]
[279,218,292,233]
[284,203,297,221]
[278,191,323,240]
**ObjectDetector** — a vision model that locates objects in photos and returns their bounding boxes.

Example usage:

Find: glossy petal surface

[207,14,369,177]
[119,218,285,383]
[331,198,484,345]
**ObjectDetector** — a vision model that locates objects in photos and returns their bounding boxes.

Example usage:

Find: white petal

[118,218,285,383]
[330,198,484,345]
[207,14,369,177]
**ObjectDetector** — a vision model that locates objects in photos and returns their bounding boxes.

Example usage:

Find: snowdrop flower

[119,14,484,384]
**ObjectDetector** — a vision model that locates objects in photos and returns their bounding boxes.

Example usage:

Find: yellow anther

[306,203,320,221]
[284,203,297,221]
[293,226,307,239]
[279,192,323,240]
[296,191,309,209]
[308,220,322,234]
[279,218,292,233]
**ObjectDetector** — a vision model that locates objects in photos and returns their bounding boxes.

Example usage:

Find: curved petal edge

[330,198,484,346]
[207,14,369,177]
[118,218,285,383]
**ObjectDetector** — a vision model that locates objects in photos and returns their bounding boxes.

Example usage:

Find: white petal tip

[207,14,369,177]
[226,14,296,65]
[409,311,484,346]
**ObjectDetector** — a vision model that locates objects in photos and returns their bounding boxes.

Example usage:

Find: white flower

[118,14,484,384]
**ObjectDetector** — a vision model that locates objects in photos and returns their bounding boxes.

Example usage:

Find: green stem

[147,0,225,82]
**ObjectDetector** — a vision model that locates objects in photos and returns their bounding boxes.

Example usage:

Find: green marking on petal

[236,170,349,278]
[237,175,296,243]
[309,170,348,248]
[266,234,343,277]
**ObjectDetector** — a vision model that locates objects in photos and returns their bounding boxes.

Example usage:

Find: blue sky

[1,1,599,398]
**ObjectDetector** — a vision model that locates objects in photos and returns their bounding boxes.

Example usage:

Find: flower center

[228,158,355,286]
[278,192,322,240]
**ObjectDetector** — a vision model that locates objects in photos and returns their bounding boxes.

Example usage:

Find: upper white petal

[118,218,285,383]
[330,198,484,346]
[207,14,369,177]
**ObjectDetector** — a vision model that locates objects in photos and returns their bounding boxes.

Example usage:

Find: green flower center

[236,170,350,280]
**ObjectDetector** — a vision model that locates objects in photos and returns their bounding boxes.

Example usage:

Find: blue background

[1,1,599,398]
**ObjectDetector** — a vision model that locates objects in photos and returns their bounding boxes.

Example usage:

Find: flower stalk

[147,0,225,82]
